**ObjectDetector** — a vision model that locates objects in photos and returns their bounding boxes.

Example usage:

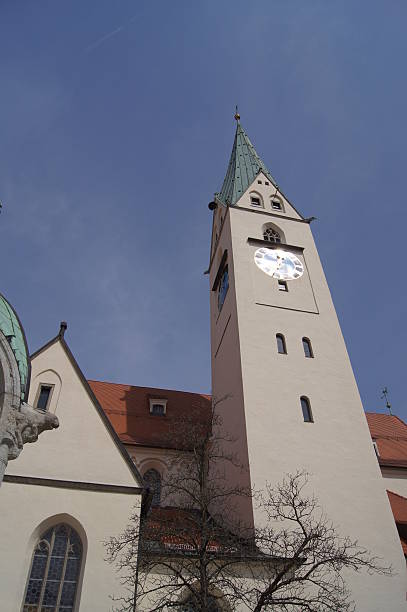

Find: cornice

[3,474,144,495]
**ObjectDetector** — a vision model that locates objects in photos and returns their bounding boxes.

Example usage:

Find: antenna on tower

[381,387,392,415]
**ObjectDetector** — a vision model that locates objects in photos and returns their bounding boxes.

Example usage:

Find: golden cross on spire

[234,105,240,122]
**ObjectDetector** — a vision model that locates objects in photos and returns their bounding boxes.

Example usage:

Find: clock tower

[208,115,406,610]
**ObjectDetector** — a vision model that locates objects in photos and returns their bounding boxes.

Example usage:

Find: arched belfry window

[263,224,283,243]
[23,523,82,612]
[144,468,162,506]
[276,334,287,354]
[300,396,313,423]
[302,337,313,358]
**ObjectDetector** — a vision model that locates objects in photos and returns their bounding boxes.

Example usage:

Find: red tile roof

[88,379,211,449]
[89,379,407,463]
[88,379,407,558]
[387,491,407,524]
[366,413,407,467]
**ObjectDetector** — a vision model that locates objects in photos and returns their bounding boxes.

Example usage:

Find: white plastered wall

[1,338,142,610]
[0,482,140,611]
[209,185,407,610]
[7,339,138,486]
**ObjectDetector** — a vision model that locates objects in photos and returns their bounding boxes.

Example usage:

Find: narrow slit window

[300,396,313,422]
[278,280,288,292]
[302,337,313,358]
[276,334,287,354]
[36,385,52,411]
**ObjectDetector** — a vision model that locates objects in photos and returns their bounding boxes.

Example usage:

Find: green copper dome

[0,293,30,401]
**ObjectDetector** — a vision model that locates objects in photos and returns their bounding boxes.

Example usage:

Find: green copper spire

[0,293,30,401]
[217,118,278,207]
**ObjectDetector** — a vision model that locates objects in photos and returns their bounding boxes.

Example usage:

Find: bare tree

[105,405,392,611]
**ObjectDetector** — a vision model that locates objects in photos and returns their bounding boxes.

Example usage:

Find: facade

[366,412,407,557]
[1,118,406,610]
[0,329,144,612]
[207,119,407,609]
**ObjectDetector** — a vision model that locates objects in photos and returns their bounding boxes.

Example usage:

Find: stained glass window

[23,524,82,612]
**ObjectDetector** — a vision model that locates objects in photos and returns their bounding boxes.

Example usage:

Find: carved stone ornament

[0,330,59,483]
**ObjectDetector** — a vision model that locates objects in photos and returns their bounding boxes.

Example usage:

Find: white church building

[1,117,407,611]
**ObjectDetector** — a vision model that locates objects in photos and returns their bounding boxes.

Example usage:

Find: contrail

[85,14,140,53]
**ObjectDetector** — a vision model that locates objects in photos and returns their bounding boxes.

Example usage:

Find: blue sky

[1,1,406,419]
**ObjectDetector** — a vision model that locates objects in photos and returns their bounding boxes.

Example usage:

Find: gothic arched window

[144,468,162,506]
[300,396,313,423]
[302,337,313,358]
[23,523,82,612]
[263,227,281,243]
[276,334,287,354]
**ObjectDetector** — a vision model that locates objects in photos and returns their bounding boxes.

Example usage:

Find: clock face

[254,248,304,281]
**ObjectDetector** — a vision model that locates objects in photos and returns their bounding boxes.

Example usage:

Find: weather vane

[234,105,240,122]
[381,387,392,415]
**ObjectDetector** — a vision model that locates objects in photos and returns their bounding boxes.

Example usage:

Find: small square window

[272,200,282,210]
[36,385,53,411]
[250,196,262,207]
[257,180,262,184]
[149,399,167,415]
[278,280,288,292]
[265,181,269,186]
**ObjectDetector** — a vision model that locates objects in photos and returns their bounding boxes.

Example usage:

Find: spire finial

[234,105,240,122]
[381,387,392,415]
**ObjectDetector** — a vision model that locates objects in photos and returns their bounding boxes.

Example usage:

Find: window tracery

[263,227,281,243]
[23,524,82,612]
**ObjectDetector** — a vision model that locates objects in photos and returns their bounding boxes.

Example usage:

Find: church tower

[208,114,406,610]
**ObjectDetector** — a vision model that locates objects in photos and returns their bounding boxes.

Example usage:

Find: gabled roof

[31,333,144,487]
[217,121,278,206]
[366,412,407,467]
[366,412,407,439]
[89,379,211,450]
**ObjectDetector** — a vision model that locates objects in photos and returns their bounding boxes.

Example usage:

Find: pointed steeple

[217,116,278,207]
